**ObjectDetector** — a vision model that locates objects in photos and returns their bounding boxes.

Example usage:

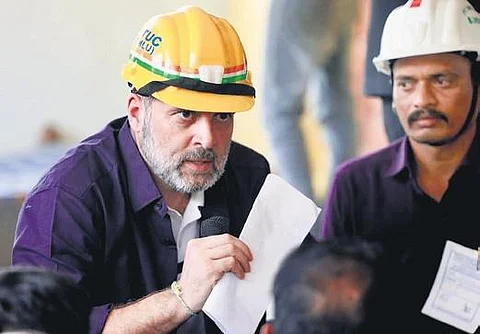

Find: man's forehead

[393,53,470,76]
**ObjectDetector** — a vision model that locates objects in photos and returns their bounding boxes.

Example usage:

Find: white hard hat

[373,0,480,75]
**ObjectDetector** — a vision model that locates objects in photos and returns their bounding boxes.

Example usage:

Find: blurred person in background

[261,0,357,203]
[363,0,406,142]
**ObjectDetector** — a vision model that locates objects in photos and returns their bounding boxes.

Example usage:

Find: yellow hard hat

[121,6,255,112]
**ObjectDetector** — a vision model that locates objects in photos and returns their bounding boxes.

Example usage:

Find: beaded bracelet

[170,281,195,317]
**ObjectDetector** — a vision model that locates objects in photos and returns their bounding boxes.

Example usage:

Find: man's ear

[127,93,144,132]
[260,323,274,334]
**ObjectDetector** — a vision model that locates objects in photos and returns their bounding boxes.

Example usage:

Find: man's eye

[215,113,233,121]
[396,81,412,89]
[436,77,450,86]
[178,110,194,119]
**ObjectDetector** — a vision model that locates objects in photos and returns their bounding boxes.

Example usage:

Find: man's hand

[178,234,253,312]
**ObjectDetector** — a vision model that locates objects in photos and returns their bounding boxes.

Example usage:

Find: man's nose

[193,116,215,149]
[414,82,438,109]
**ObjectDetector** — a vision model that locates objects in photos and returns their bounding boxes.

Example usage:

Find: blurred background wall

[0,1,229,154]
[0,0,388,266]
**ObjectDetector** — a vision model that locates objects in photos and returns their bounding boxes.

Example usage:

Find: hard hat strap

[134,78,255,98]
[428,83,478,146]
[428,55,478,146]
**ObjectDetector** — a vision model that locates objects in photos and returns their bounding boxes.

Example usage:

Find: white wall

[0,1,228,155]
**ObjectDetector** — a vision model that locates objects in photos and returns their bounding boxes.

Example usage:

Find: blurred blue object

[0,143,71,266]
[0,144,71,199]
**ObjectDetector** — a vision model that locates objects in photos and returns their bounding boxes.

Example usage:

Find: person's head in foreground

[0,267,90,334]
[262,238,400,334]
[373,0,480,148]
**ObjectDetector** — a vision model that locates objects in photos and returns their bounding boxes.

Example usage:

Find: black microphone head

[199,216,229,237]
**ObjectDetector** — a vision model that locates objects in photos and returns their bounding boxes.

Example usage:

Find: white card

[422,240,480,333]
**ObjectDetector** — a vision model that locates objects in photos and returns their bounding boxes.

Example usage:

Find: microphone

[177,215,230,275]
[199,215,230,237]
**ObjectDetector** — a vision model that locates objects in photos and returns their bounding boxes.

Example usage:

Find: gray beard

[140,129,229,194]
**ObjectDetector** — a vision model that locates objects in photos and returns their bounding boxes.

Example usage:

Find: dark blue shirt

[321,127,480,333]
[12,117,270,333]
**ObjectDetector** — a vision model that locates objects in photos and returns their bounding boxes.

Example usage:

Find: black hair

[0,266,91,334]
[272,238,401,334]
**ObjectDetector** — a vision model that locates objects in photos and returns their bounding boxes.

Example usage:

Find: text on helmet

[137,30,162,56]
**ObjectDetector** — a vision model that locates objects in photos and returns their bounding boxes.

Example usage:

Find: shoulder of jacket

[228,142,270,169]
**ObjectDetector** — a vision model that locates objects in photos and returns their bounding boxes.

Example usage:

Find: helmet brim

[152,86,255,112]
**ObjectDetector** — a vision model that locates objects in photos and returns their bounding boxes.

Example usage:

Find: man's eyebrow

[430,72,459,79]
[393,75,415,81]
[394,71,459,81]
[170,108,196,113]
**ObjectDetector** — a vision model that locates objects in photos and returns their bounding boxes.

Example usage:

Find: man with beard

[321,0,480,332]
[12,6,270,334]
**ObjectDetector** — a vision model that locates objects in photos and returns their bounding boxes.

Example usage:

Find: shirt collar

[385,122,480,178]
[117,118,162,212]
[172,191,204,224]
[385,137,410,177]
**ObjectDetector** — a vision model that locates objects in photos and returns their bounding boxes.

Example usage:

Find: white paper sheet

[202,173,321,334]
[422,240,480,333]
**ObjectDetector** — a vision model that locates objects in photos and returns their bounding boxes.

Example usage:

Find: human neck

[412,126,475,172]
[410,125,476,201]
[155,179,190,214]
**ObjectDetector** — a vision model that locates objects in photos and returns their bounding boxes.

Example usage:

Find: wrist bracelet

[170,281,195,317]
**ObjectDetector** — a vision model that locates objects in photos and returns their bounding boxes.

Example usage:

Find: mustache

[181,147,217,162]
[407,109,448,126]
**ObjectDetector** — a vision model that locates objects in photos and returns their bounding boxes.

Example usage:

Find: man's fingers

[190,234,253,260]
[213,256,246,279]
[207,244,251,273]
[182,234,254,284]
